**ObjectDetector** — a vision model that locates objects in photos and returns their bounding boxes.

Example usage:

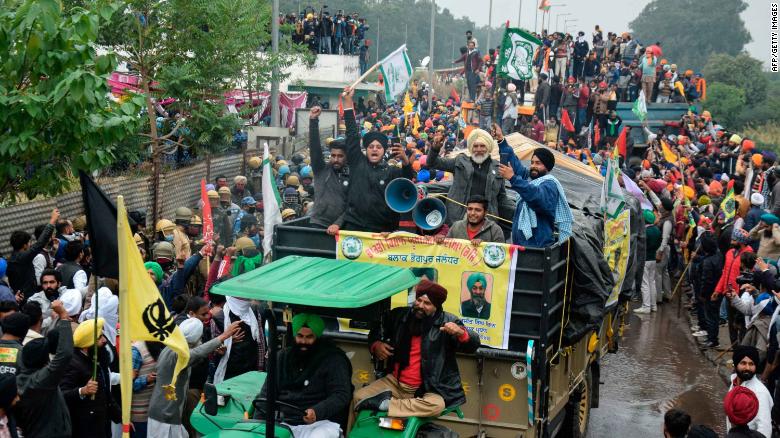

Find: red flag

[538,0,551,10]
[561,109,575,132]
[450,86,460,104]
[594,121,600,147]
[615,127,627,158]
[200,179,213,244]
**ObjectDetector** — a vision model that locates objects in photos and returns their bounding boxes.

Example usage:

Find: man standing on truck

[255,313,352,438]
[353,280,480,418]
[334,88,414,233]
[497,133,573,247]
[307,106,349,234]
[427,126,513,226]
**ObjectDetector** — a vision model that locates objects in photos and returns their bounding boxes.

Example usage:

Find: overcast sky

[437,0,772,69]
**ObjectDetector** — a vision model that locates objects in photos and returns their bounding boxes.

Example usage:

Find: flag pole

[347,61,381,91]
[92,277,99,394]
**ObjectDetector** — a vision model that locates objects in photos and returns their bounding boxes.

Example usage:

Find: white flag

[379,45,413,103]
[262,142,282,256]
[599,154,626,220]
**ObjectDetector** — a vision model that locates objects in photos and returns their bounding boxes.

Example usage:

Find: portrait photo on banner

[460,271,493,320]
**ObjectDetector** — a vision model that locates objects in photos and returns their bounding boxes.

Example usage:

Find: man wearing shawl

[460,273,491,319]
[254,313,351,438]
[497,141,573,247]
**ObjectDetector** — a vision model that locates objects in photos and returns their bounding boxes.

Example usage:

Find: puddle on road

[588,303,726,437]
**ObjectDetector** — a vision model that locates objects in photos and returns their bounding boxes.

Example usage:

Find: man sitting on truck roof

[254,313,352,438]
[497,134,573,247]
[353,280,480,418]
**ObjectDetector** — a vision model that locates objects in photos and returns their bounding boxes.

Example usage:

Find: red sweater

[372,331,470,389]
[714,246,753,295]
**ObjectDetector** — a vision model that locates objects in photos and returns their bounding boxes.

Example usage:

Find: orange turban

[752,154,763,167]
[709,180,723,197]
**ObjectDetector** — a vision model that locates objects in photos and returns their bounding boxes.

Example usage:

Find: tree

[0,0,142,202]
[629,0,751,72]
[703,53,768,106]
[97,0,303,222]
[704,83,745,128]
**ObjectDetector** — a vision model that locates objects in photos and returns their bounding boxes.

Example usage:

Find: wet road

[587,299,727,437]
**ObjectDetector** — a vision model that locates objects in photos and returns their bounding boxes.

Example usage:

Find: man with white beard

[427,124,514,226]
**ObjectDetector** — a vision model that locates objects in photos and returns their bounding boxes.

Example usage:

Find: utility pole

[428,0,435,111]
[376,20,380,65]
[270,0,280,127]
[556,13,571,33]
[486,0,493,49]
[517,0,522,28]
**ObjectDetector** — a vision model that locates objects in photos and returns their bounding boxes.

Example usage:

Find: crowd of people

[449,25,707,152]
[0,17,774,438]
[282,7,370,57]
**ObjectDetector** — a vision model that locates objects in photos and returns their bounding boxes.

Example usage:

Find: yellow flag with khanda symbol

[117,195,190,437]
[720,188,736,221]
[660,140,679,164]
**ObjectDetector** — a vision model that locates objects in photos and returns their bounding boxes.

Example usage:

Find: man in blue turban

[461,272,491,319]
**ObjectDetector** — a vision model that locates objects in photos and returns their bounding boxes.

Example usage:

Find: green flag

[632,90,648,122]
[497,28,541,81]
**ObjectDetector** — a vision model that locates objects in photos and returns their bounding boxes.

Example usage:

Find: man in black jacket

[353,280,480,417]
[15,302,73,438]
[8,208,59,301]
[307,106,349,233]
[695,233,723,348]
[60,318,115,438]
[255,313,351,437]
[335,88,413,233]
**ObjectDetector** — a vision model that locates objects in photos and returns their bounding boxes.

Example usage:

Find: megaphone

[385,178,424,213]
[412,197,447,231]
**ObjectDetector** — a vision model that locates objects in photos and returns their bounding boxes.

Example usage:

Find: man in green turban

[254,313,351,437]
[460,272,491,319]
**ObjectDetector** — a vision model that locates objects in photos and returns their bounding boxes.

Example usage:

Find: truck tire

[558,366,593,438]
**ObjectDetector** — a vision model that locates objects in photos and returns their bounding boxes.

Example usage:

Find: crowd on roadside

[0,18,775,437]
[281,7,370,57]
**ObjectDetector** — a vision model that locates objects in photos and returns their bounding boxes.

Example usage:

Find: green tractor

[190,256,464,438]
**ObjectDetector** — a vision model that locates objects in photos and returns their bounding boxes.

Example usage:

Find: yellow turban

[73,318,105,348]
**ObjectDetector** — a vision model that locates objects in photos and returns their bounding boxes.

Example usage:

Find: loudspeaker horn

[385,178,422,213]
[412,197,447,231]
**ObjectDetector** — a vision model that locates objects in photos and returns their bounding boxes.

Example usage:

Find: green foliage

[0,0,141,201]
[703,53,767,106]
[704,83,745,127]
[629,0,751,72]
